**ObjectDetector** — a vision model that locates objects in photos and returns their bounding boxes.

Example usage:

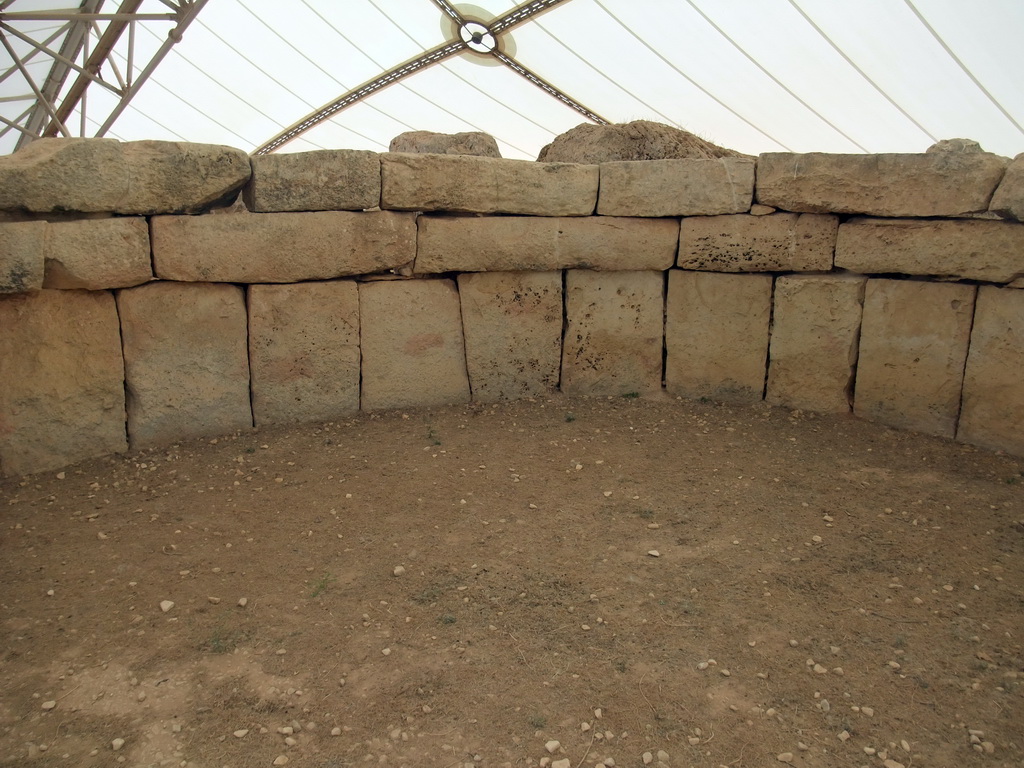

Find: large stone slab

[0,220,45,293]
[766,275,866,413]
[390,131,500,157]
[538,120,748,163]
[0,138,250,214]
[597,157,755,217]
[244,150,380,212]
[248,281,360,426]
[117,282,251,448]
[989,153,1024,222]
[359,279,470,410]
[756,151,1007,216]
[665,271,772,404]
[957,286,1024,456]
[561,270,664,396]
[152,210,416,282]
[457,271,562,402]
[835,217,1024,283]
[854,279,975,438]
[0,290,126,475]
[416,215,678,273]
[380,153,598,215]
[678,213,837,272]
[43,217,151,289]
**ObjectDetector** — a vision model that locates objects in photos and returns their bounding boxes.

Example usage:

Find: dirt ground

[1,394,1022,768]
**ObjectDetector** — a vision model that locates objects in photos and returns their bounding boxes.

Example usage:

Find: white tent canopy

[2,0,1023,160]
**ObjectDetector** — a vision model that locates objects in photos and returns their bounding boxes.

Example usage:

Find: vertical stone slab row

[665,271,772,404]
[458,271,563,402]
[0,290,127,475]
[561,270,664,396]
[248,281,361,427]
[766,275,867,413]
[359,279,470,410]
[117,282,252,449]
[958,286,1024,455]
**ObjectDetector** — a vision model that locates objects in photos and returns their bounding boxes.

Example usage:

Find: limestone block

[248,281,360,426]
[835,218,1024,283]
[0,138,250,214]
[0,220,45,293]
[245,150,380,212]
[117,282,251,448]
[0,290,126,475]
[457,271,562,402]
[538,120,748,163]
[990,153,1024,222]
[957,286,1024,456]
[665,271,772,404]
[597,157,755,217]
[390,131,500,157]
[43,217,151,289]
[416,215,677,273]
[380,153,598,215]
[854,280,974,438]
[678,213,837,272]
[561,270,664,396]
[766,275,866,413]
[756,151,1007,216]
[359,279,470,410]
[152,210,415,282]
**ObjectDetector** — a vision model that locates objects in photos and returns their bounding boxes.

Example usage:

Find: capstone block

[43,217,151,289]
[678,213,837,272]
[989,153,1024,222]
[598,157,754,216]
[245,150,381,212]
[0,220,45,293]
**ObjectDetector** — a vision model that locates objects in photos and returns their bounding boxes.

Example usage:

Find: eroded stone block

[245,150,380,212]
[43,217,151,289]
[598,157,754,216]
[0,220,44,293]
[678,213,837,272]
[989,153,1024,222]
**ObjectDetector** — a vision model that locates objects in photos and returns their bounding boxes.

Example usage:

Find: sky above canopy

[2,0,1023,159]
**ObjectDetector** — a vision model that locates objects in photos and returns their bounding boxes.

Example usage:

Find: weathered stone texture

[380,153,598,215]
[854,279,975,438]
[665,271,771,404]
[359,279,470,410]
[561,270,664,396]
[416,215,677,273]
[0,138,250,214]
[249,281,360,426]
[835,217,1024,283]
[598,157,754,217]
[678,213,837,272]
[766,275,866,413]
[458,271,562,402]
[538,120,748,163]
[245,150,380,212]
[43,217,151,289]
[957,286,1024,456]
[0,290,126,475]
[756,151,1007,217]
[118,282,251,449]
[0,220,45,293]
[990,153,1024,222]
[390,131,501,157]
[152,210,415,282]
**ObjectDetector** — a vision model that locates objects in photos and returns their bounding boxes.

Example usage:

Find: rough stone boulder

[537,120,748,163]
[390,131,501,158]
[990,153,1024,222]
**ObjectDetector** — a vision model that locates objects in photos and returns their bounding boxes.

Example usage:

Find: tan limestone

[43,217,151,289]
[0,220,45,293]
[245,150,380,212]
[457,271,562,402]
[0,290,126,475]
[854,279,975,438]
[561,270,664,396]
[359,279,470,410]
[537,120,748,163]
[665,271,772,404]
[248,281,360,426]
[990,153,1024,222]
[117,282,251,448]
[766,274,866,413]
[390,131,500,157]
[597,157,755,217]
[678,213,837,272]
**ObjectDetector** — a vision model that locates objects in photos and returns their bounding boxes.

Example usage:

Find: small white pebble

[545,740,561,754]
[111,738,125,751]
[393,566,406,577]
[233,730,248,738]
[647,550,660,557]
[381,648,391,656]
[41,701,56,711]
[159,600,174,613]
[237,597,248,607]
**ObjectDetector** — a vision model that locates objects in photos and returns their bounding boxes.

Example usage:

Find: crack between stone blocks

[953,284,980,442]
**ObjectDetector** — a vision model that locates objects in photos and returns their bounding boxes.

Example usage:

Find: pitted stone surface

[0,290,126,475]
[458,271,562,402]
[0,220,45,293]
[43,217,151,289]
[249,281,360,426]
[665,271,771,404]
[678,213,837,272]
[854,279,975,438]
[389,131,501,157]
[538,120,747,163]
[245,150,381,212]
[598,157,754,217]
[990,153,1024,222]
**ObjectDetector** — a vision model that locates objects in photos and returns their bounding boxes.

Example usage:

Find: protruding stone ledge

[43,217,151,290]
[835,217,1024,283]
[598,157,754,217]
[245,150,381,212]
[756,151,1007,217]
[678,213,837,272]
[416,215,678,273]
[381,153,598,215]
[990,153,1024,222]
[0,220,45,293]
[152,210,416,283]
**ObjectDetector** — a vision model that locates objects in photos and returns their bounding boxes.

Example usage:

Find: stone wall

[1,138,1022,476]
